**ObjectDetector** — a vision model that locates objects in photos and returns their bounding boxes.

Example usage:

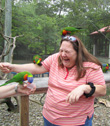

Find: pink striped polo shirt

[42,53,105,126]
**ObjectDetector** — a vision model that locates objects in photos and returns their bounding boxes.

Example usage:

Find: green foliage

[9,0,110,60]
[12,1,60,58]
[0,0,5,54]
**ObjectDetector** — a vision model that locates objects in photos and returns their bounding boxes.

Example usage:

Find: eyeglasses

[63,36,77,42]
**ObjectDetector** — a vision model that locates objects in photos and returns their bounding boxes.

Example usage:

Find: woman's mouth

[63,59,70,62]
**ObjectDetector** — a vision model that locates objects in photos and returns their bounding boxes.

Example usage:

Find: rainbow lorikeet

[33,55,42,66]
[102,64,109,73]
[61,27,83,37]
[0,71,33,87]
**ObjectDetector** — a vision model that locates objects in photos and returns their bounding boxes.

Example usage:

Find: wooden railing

[11,72,49,78]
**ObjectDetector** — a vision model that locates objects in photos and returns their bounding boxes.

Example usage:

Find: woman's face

[59,41,77,69]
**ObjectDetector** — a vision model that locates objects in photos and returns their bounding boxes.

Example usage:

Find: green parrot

[102,64,109,73]
[61,27,83,37]
[33,55,42,66]
[0,71,33,87]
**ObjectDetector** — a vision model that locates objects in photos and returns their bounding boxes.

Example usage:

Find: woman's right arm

[0,62,48,74]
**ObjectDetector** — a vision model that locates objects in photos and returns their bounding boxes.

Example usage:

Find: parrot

[0,71,33,87]
[102,64,109,73]
[61,27,83,37]
[33,55,42,66]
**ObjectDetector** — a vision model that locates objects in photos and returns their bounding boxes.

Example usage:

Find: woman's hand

[0,62,13,73]
[66,85,88,104]
[17,83,36,95]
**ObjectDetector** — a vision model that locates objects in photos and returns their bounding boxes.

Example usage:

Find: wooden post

[20,95,29,126]
[93,44,96,56]
[4,0,12,62]
[108,43,110,63]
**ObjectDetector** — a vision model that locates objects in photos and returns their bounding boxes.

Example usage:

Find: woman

[0,35,106,126]
[0,83,36,99]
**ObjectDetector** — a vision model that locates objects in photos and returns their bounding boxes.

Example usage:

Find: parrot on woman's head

[0,71,33,87]
[61,27,83,38]
[33,55,42,66]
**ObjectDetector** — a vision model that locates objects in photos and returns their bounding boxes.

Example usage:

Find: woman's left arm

[84,83,106,97]
[85,67,106,97]
[66,83,106,104]
[66,67,106,104]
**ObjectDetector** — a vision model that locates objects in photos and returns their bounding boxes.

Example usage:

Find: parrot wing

[102,67,106,73]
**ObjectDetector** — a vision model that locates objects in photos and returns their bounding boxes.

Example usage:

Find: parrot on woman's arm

[61,27,83,37]
[0,71,33,87]
[33,55,42,66]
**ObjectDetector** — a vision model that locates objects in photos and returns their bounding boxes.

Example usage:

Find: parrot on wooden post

[33,55,42,66]
[61,27,83,38]
[0,71,33,87]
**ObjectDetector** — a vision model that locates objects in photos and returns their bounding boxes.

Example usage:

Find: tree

[0,0,23,79]
[12,1,60,59]
[11,0,110,59]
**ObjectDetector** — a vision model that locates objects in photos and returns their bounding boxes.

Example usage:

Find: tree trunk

[4,0,12,63]
[4,0,12,79]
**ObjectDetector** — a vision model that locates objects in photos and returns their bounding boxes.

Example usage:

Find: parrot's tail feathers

[76,27,83,29]
[77,29,85,32]
[0,82,8,87]
[0,80,12,86]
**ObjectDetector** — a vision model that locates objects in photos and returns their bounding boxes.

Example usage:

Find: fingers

[0,63,11,73]
[30,85,36,93]
[1,68,10,73]
[18,86,31,95]
[66,93,80,104]
[66,86,85,104]
[18,83,36,95]
[66,84,85,104]
[23,83,28,88]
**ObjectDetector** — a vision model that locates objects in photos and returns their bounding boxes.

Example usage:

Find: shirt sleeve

[42,53,59,72]
[86,67,105,85]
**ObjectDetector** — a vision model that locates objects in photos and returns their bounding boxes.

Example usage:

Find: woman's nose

[62,51,66,56]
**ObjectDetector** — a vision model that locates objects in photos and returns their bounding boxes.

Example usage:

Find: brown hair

[58,35,102,80]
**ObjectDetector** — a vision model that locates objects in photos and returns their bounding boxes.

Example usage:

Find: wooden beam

[19,87,47,126]
[109,43,110,59]
[20,95,29,126]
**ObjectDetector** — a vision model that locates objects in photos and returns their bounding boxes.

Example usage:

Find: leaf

[98,98,110,108]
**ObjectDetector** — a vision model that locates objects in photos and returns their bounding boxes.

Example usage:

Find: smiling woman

[0,35,106,126]
[59,40,77,69]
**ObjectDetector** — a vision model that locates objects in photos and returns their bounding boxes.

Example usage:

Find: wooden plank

[0,77,49,88]
[35,87,48,94]
[20,95,29,126]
